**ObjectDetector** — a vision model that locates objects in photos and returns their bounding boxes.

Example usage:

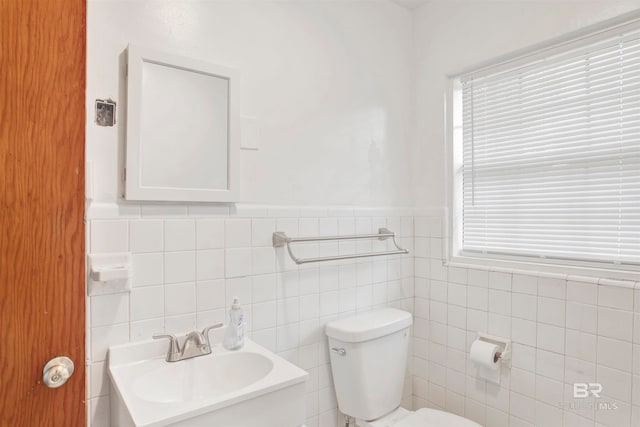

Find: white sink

[131,351,274,404]
[108,333,308,427]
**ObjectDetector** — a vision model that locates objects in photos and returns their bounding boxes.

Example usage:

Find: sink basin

[108,333,308,427]
[132,351,274,403]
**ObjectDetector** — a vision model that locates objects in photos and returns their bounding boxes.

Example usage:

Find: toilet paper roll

[470,340,500,370]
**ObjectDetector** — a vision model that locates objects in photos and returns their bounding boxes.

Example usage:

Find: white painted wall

[87,0,414,207]
[412,0,640,208]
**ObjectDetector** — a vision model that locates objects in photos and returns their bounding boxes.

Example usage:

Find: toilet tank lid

[325,308,412,343]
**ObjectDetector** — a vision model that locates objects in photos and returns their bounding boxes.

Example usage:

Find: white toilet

[326,308,481,427]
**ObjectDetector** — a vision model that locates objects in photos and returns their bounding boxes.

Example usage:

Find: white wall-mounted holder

[470,332,511,385]
[87,253,132,296]
[478,332,512,365]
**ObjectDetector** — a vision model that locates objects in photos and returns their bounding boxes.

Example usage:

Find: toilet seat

[395,409,481,427]
[361,408,481,427]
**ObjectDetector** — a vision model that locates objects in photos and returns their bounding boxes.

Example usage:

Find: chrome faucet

[153,323,223,362]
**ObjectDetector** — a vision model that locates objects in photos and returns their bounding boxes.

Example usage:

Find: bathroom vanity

[108,334,308,427]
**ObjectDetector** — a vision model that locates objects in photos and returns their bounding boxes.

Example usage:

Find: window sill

[445,254,640,287]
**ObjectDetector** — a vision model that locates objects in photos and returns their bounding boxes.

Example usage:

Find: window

[452,18,640,268]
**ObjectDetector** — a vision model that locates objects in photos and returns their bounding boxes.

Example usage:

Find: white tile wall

[86,205,416,427]
[413,214,640,427]
[87,208,640,427]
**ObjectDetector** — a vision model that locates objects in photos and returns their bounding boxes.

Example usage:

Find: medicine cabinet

[124,44,239,202]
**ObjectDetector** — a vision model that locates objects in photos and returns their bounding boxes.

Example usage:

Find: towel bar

[272,228,409,264]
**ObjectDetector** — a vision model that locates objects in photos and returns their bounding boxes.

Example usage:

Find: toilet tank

[325,308,412,421]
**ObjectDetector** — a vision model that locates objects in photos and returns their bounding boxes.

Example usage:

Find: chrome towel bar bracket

[272,228,409,264]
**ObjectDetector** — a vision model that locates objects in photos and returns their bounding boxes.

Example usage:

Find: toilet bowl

[358,406,480,427]
[325,308,480,427]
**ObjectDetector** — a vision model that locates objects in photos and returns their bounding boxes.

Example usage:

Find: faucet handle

[153,334,181,355]
[201,323,224,346]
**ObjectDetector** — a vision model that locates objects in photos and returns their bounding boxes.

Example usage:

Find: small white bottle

[224,297,244,350]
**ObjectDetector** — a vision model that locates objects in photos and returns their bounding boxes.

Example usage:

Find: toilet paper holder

[477,332,511,366]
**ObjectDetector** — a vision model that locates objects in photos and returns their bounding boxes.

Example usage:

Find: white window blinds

[460,25,640,267]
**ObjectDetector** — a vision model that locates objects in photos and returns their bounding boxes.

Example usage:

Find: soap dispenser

[224,297,244,350]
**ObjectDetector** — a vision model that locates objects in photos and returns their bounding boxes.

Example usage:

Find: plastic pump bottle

[224,297,244,350]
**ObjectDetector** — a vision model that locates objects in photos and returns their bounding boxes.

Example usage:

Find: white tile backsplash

[467,286,488,311]
[165,313,196,334]
[512,274,537,295]
[89,394,110,427]
[91,293,129,327]
[598,365,633,403]
[598,336,633,372]
[129,220,163,253]
[535,401,563,427]
[225,219,252,248]
[448,267,468,285]
[91,323,129,361]
[225,248,252,278]
[225,277,252,306]
[91,220,128,253]
[300,294,320,321]
[565,329,597,363]
[537,277,567,300]
[599,285,635,311]
[535,375,564,406]
[252,301,277,330]
[566,302,597,334]
[252,274,277,303]
[567,280,598,305]
[278,297,300,325]
[448,283,467,307]
[90,361,110,398]
[536,322,565,353]
[251,218,276,247]
[511,368,535,397]
[130,318,164,341]
[598,307,633,342]
[488,313,512,338]
[512,343,536,372]
[468,269,489,288]
[564,356,596,385]
[510,392,535,423]
[536,348,565,380]
[196,249,225,280]
[164,251,196,284]
[409,214,639,427]
[164,220,195,251]
[130,285,164,321]
[512,293,537,321]
[537,296,566,327]
[164,282,196,316]
[131,253,164,286]
[489,271,511,291]
[196,279,226,311]
[489,289,511,316]
[87,210,640,427]
[196,219,225,249]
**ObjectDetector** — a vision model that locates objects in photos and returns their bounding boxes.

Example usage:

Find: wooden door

[0,0,86,425]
